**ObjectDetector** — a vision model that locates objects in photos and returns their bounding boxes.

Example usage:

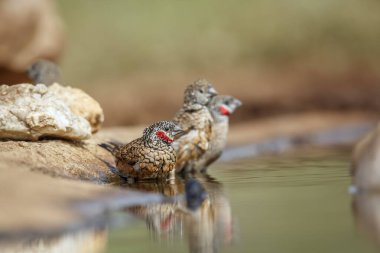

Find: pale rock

[0,83,104,141]
[49,83,104,133]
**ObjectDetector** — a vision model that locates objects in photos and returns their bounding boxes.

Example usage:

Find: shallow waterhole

[4,148,380,253]
[100,148,379,253]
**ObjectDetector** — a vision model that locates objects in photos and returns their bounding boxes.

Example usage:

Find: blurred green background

[54,0,380,125]
[57,0,380,84]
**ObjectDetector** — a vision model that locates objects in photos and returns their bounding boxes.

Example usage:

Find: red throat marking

[219,105,231,116]
[156,131,173,143]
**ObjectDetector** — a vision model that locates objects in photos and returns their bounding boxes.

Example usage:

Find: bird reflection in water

[124,174,235,253]
[352,193,380,249]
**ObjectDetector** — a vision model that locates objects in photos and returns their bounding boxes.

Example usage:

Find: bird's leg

[167,170,176,184]
[177,166,189,178]
[182,162,193,175]
[200,166,208,174]
[127,177,135,184]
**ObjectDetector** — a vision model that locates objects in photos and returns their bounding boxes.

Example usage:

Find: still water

[104,148,380,253]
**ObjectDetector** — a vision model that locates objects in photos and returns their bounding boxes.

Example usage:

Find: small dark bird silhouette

[173,79,218,173]
[102,121,183,182]
[193,95,242,172]
[185,178,208,211]
[27,59,61,85]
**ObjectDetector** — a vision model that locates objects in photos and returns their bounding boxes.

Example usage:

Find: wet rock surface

[0,83,104,141]
[0,126,140,183]
[0,159,163,240]
[0,140,118,182]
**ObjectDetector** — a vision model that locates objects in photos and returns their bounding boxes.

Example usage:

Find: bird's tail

[99,141,123,155]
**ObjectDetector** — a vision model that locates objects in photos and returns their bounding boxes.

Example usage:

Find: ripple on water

[210,149,352,187]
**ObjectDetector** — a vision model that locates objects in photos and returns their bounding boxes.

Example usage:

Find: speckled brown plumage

[173,79,218,173]
[193,95,242,172]
[112,121,182,181]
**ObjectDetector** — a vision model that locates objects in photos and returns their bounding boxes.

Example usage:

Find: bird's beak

[172,125,185,140]
[233,98,242,108]
[208,86,218,97]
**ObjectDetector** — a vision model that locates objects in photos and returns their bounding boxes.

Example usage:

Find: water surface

[105,148,379,253]
[4,148,377,253]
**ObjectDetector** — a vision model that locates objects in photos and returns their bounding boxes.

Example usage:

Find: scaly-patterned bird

[193,95,242,172]
[173,79,218,173]
[103,121,183,182]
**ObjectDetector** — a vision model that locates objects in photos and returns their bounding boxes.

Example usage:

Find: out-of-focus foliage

[57,0,380,85]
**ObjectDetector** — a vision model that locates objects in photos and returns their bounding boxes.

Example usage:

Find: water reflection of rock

[126,174,234,253]
[352,193,380,249]
[0,228,107,253]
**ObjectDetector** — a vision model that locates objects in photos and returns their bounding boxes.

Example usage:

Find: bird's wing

[174,128,209,170]
[117,138,144,166]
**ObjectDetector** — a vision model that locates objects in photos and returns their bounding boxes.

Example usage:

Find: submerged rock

[0,83,104,141]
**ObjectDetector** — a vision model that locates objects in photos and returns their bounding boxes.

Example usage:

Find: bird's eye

[199,89,204,94]
[165,127,169,132]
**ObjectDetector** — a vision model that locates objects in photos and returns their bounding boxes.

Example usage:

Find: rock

[352,193,380,247]
[0,83,104,141]
[0,139,116,182]
[0,126,153,238]
[49,83,104,133]
[0,127,142,183]
[352,123,380,191]
[27,59,62,85]
[0,156,163,240]
[0,0,64,72]
[1,229,108,253]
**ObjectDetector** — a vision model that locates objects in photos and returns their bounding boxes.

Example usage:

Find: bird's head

[183,79,218,110]
[143,121,183,145]
[209,95,242,120]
